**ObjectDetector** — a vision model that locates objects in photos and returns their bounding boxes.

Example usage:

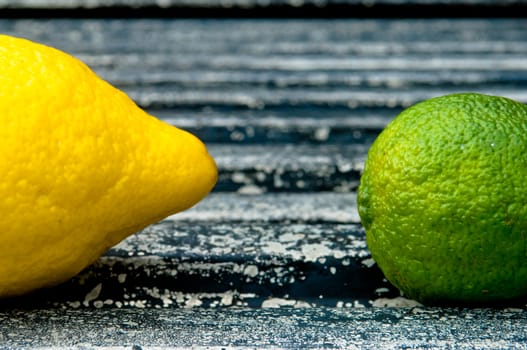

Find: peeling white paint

[83,283,102,307]
[371,297,423,308]
[301,243,333,262]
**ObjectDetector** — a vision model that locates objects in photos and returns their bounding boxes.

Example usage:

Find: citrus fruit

[0,35,217,297]
[358,93,527,304]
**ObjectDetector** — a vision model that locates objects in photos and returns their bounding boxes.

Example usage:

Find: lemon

[0,35,217,297]
[358,93,527,304]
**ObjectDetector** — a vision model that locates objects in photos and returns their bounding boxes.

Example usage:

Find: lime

[358,93,527,304]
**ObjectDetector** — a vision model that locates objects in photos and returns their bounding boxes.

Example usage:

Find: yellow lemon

[358,93,527,305]
[0,35,217,297]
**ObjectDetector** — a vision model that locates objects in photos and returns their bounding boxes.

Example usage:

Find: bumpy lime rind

[358,93,527,304]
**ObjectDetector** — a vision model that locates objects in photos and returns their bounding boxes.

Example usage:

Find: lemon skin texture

[0,35,217,297]
[358,93,527,304]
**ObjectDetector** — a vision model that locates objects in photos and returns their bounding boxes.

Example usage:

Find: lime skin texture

[358,93,527,305]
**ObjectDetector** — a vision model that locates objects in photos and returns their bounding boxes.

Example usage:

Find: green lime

[358,93,527,304]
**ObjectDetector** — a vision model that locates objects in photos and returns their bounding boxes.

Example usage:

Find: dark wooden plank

[1,221,398,310]
[1,0,527,19]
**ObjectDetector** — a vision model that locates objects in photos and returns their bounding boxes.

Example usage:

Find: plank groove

[1,0,527,19]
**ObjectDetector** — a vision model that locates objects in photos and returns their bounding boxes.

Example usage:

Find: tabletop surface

[1,7,527,349]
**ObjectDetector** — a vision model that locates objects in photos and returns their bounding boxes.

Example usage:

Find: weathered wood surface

[2,308,527,349]
[1,17,527,348]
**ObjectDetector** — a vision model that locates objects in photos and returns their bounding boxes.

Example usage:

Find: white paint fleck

[294,301,313,308]
[333,250,347,259]
[68,301,81,309]
[314,126,330,141]
[375,287,390,294]
[361,258,376,268]
[220,291,234,306]
[117,274,127,284]
[278,232,305,242]
[237,184,265,194]
[175,292,185,304]
[330,266,337,275]
[412,307,439,314]
[371,297,423,308]
[273,169,284,188]
[83,283,102,307]
[301,243,332,262]
[262,241,288,256]
[130,300,147,308]
[231,171,248,183]
[353,300,366,308]
[243,265,259,278]
[296,180,306,188]
[184,295,203,308]
[230,131,245,141]
[337,161,354,173]
[261,298,296,308]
